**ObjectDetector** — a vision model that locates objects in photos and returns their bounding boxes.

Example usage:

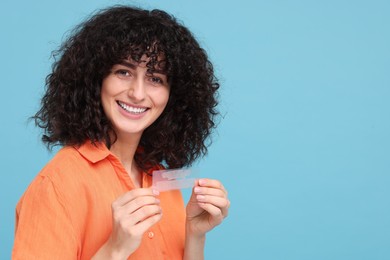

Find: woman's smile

[117,101,149,114]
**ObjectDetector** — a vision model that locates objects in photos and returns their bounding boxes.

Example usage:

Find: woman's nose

[128,77,146,101]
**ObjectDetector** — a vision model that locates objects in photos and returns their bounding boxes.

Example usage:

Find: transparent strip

[152,168,197,192]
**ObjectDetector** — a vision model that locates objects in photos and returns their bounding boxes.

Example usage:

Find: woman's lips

[117,101,148,114]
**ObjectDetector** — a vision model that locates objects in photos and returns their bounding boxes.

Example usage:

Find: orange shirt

[13,141,186,260]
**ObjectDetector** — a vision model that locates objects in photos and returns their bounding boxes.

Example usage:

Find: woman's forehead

[123,53,167,73]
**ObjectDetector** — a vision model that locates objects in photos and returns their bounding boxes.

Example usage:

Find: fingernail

[153,189,160,195]
[198,179,206,186]
[194,187,201,193]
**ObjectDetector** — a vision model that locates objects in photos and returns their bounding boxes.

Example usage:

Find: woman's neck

[109,132,143,188]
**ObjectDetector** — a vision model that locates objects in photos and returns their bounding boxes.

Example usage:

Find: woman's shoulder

[36,143,107,188]
[18,143,109,212]
[16,146,86,211]
[39,146,86,178]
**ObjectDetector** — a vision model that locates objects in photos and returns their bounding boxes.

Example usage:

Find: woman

[13,5,229,260]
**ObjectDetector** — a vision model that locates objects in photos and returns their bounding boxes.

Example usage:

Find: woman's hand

[186,179,230,237]
[93,188,162,259]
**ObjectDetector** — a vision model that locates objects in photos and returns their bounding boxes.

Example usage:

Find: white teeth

[118,101,147,114]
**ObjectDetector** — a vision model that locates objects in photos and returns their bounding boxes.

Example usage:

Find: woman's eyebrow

[151,69,167,75]
[119,60,137,69]
[119,60,167,75]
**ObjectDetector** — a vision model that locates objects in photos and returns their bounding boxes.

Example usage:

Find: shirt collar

[75,141,111,163]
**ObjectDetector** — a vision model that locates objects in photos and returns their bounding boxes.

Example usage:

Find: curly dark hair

[33,5,219,171]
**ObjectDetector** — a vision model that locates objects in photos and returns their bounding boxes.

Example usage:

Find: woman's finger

[197,179,227,195]
[194,186,226,198]
[197,202,224,223]
[113,188,159,207]
[117,196,160,215]
[128,204,162,226]
[195,194,228,208]
[196,195,230,217]
[194,179,229,216]
[131,212,163,236]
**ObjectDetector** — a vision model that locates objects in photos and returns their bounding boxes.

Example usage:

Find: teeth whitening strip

[152,168,197,192]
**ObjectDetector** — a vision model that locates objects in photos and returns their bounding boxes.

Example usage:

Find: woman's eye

[115,70,131,77]
[150,77,164,84]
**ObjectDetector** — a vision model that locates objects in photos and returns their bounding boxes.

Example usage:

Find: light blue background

[1,0,389,259]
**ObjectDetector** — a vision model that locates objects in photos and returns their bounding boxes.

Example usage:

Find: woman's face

[101,57,170,139]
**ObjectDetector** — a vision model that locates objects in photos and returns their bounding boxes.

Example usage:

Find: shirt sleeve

[12,175,79,260]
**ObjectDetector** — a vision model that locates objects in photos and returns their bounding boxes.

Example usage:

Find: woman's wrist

[185,222,206,240]
[184,223,206,260]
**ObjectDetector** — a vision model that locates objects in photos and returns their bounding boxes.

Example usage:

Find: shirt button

[148,231,154,239]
